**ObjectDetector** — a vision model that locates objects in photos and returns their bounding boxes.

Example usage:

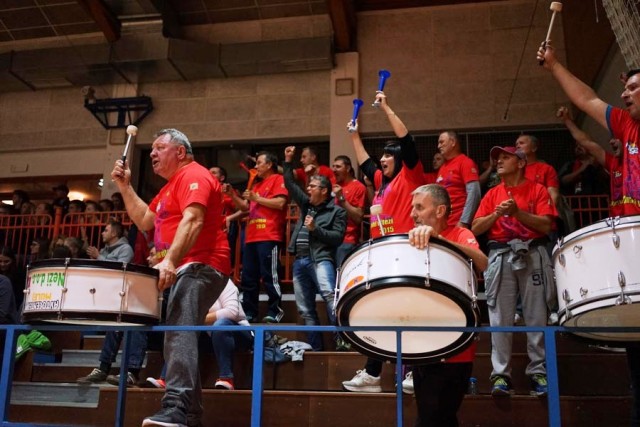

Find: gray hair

[155,128,193,155]
[309,175,332,199]
[411,184,451,217]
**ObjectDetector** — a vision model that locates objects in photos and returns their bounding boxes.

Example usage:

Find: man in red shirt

[515,134,560,207]
[408,184,487,426]
[210,166,246,267]
[331,155,366,267]
[436,131,481,228]
[237,151,288,323]
[472,146,557,398]
[111,128,230,427]
[294,146,335,187]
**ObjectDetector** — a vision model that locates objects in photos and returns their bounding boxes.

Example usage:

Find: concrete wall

[0,0,572,188]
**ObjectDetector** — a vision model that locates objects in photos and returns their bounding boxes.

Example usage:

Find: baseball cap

[490,146,526,162]
[52,184,69,194]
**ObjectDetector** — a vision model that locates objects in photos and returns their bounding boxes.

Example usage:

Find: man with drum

[283,146,346,351]
[111,128,230,427]
[408,184,487,426]
[539,42,640,427]
[472,146,557,397]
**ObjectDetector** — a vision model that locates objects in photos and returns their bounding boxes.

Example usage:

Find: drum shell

[336,234,479,363]
[553,216,640,343]
[22,259,161,326]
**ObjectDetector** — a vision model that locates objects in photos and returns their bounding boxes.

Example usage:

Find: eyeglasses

[307,184,325,189]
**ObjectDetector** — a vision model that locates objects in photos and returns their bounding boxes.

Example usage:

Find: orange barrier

[0,194,614,283]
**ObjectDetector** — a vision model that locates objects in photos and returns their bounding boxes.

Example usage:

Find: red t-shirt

[524,161,559,189]
[149,162,230,275]
[436,154,479,226]
[295,164,336,186]
[423,172,438,184]
[245,173,289,244]
[439,225,479,363]
[371,162,426,238]
[605,152,624,217]
[606,106,640,215]
[336,178,367,245]
[474,180,557,243]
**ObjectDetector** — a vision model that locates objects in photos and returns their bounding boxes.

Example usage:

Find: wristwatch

[338,195,345,203]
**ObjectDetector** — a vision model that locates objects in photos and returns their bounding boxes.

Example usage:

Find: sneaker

[142,406,188,427]
[106,372,137,387]
[530,374,548,397]
[335,336,351,351]
[77,368,108,384]
[214,378,235,390]
[262,307,284,324]
[491,376,513,396]
[402,371,414,395]
[342,369,382,393]
[147,377,166,389]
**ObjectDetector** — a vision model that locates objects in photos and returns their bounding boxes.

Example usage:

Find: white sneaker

[402,371,414,395]
[342,369,382,393]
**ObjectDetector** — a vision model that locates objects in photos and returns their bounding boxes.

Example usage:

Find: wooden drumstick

[121,125,138,163]
[539,2,563,65]
[370,204,385,236]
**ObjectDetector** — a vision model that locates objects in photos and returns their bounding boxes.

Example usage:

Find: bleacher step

[10,382,102,408]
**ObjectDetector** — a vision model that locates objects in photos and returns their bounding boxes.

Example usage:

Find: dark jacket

[283,162,346,263]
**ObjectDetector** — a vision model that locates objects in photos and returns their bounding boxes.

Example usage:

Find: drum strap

[487,237,548,250]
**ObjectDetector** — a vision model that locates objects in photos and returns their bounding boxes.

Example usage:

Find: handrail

[1,322,638,427]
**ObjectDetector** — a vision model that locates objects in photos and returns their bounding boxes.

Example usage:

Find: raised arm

[110,159,156,231]
[538,42,609,129]
[557,106,606,166]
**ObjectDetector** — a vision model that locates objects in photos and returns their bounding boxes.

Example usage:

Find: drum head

[337,276,479,363]
[561,302,640,344]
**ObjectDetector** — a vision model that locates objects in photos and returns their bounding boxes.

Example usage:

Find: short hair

[442,130,459,143]
[411,184,452,217]
[309,175,332,199]
[626,69,640,80]
[213,166,227,179]
[257,151,279,172]
[521,134,539,149]
[155,128,193,155]
[107,218,125,238]
[302,146,318,158]
[334,155,355,177]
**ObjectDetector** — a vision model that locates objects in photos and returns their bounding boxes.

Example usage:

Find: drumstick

[121,125,138,164]
[370,204,385,236]
[539,2,563,65]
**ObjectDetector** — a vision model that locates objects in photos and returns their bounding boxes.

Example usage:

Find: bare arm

[377,92,409,139]
[472,212,499,237]
[448,241,488,273]
[557,106,606,166]
[242,191,287,210]
[538,42,608,129]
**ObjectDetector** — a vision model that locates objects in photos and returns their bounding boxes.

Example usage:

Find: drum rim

[339,233,469,270]
[559,290,640,315]
[21,311,160,325]
[555,214,640,252]
[28,259,159,277]
[336,275,479,363]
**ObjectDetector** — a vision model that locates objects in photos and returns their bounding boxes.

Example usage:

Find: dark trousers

[628,346,640,427]
[240,241,283,320]
[413,362,473,427]
[100,330,148,370]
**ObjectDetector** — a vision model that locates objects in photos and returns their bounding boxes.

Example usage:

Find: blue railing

[0,323,637,427]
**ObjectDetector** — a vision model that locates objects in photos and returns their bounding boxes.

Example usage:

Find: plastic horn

[121,125,138,163]
[246,169,258,191]
[538,2,563,65]
[372,69,391,108]
[239,162,252,174]
[348,99,364,133]
[370,204,385,236]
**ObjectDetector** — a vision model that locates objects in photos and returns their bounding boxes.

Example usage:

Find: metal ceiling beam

[77,0,121,43]
[327,0,357,52]
[145,0,183,39]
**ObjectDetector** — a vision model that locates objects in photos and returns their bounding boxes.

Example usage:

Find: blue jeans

[100,330,148,370]
[240,241,283,321]
[210,318,253,379]
[292,257,336,351]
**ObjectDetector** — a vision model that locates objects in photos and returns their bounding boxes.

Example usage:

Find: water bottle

[467,377,479,395]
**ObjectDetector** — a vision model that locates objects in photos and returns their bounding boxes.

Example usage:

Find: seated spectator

[11,190,29,215]
[0,246,25,308]
[63,237,88,259]
[51,184,70,215]
[98,199,114,212]
[19,202,35,216]
[111,192,124,211]
[81,200,103,247]
[34,203,54,225]
[28,237,50,264]
[86,219,133,262]
[50,245,72,259]
[0,274,18,366]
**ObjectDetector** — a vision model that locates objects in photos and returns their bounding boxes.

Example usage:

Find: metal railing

[0,323,636,427]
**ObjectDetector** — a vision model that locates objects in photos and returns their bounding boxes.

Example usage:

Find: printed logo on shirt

[467,238,477,245]
[189,182,199,190]
[627,141,638,155]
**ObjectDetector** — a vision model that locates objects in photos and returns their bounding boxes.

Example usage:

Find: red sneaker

[214,378,235,390]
